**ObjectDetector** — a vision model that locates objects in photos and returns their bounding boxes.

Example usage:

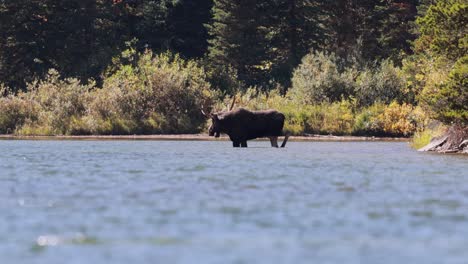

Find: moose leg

[280,134,290,148]
[233,141,241,148]
[269,137,279,148]
[241,141,248,148]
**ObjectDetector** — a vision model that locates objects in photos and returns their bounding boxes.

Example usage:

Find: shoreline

[0,134,410,142]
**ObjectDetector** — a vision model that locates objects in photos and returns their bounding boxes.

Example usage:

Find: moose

[203,97,289,148]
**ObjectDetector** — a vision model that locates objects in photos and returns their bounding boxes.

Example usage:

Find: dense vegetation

[0,0,466,137]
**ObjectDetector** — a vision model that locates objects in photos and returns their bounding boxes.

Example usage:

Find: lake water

[1,140,467,264]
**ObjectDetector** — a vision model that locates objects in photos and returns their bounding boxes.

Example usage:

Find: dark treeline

[1,0,419,92]
[0,0,213,89]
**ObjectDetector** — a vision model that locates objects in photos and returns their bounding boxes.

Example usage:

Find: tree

[376,0,419,62]
[415,0,468,61]
[0,0,126,91]
[323,0,418,65]
[267,0,327,88]
[420,56,467,125]
[166,0,213,58]
[414,0,468,125]
[207,0,271,88]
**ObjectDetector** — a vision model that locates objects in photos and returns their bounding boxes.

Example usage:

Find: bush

[204,62,243,95]
[289,51,354,104]
[0,70,92,135]
[419,56,468,125]
[321,101,354,135]
[0,88,39,134]
[22,70,93,135]
[354,60,406,107]
[354,102,426,137]
[86,50,215,134]
[353,103,386,136]
[411,123,446,150]
[378,102,417,137]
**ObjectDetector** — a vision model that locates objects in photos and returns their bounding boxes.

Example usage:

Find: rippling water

[1,140,467,264]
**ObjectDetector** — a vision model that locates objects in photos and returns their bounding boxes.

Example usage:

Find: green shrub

[419,56,468,125]
[0,88,39,134]
[86,50,215,134]
[411,122,446,149]
[353,102,427,137]
[378,102,417,137]
[353,103,386,136]
[22,69,93,135]
[204,62,243,95]
[1,72,92,136]
[320,101,354,135]
[289,51,354,104]
[355,60,405,107]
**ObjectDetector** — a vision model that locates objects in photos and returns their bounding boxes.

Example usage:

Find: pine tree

[166,0,213,58]
[416,0,468,125]
[375,0,418,62]
[322,0,418,65]
[116,0,213,58]
[207,0,271,88]
[0,0,125,90]
[267,0,327,88]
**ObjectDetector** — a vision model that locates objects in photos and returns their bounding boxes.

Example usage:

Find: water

[0,140,467,264]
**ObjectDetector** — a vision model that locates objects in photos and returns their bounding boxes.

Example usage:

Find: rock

[418,135,448,152]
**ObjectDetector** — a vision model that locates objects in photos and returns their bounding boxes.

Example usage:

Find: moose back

[207,108,289,148]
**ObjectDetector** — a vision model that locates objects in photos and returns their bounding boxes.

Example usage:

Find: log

[418,135,448,152]
[459,139,468,149]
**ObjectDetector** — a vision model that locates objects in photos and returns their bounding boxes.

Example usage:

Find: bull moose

[203,97,289,148]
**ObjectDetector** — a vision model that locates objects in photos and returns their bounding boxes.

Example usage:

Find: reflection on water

[0,140,467,264]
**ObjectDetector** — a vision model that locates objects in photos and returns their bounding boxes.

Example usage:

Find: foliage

[0,0,126,90]
[85,50,214,134]
[415,0,467,60]
[355,59,406,107]
[0,51,215,135]
[289,52,354,104]
[0,87,39,134]
[16,70,93,135]
[353,103,386,136]
[378,102,417,137]
[228,89,425,137]
[207,0,272,88]
[125,0,213,58]
[321,100,354,135]
[0,0,213,92]
[411,122,446,150]
[203,61,243,96]
[265,0,327,88]
[419,56,468,125]
[324,0,418,65]
[410,0,468,126]
[353,102,425,137]
[1,0,461,139]
[290,52,409,108]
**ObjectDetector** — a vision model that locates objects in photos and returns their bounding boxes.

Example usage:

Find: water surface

[1,140,467,264]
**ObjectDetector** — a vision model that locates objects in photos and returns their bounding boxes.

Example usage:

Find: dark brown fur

[209,108,289,148]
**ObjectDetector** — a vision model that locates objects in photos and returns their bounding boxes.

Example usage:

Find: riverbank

[0,134,409,142]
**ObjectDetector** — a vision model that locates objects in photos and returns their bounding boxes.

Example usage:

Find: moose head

[202,96,236,138]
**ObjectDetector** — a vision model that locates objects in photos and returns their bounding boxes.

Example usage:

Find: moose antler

[228,95,236,111]
[201,99,213,118]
